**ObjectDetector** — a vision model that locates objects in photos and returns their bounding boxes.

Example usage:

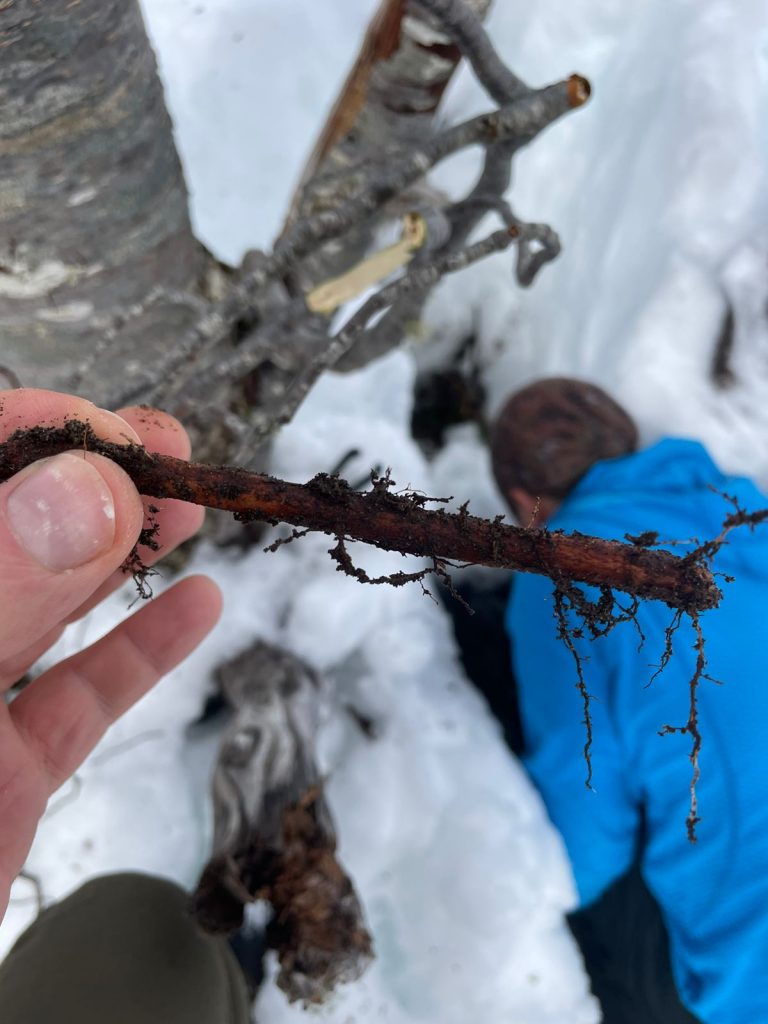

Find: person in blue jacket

[491,377,768,1024]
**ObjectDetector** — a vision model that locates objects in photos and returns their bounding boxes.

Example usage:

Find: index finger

[0,389,142,446]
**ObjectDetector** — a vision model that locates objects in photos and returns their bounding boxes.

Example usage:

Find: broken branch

[184,225,519,433]
[271,77,588,279]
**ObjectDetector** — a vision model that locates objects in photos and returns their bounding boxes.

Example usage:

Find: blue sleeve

[507,571,641,907]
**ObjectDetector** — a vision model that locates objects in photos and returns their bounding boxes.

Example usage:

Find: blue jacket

[506,439,768,1023]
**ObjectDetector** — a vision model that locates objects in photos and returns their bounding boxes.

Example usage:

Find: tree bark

[0,0,220,405]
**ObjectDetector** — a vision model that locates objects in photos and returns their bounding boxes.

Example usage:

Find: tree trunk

[0,0,219,405]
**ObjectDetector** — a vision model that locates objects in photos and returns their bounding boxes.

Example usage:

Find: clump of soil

[193,790,373,1005]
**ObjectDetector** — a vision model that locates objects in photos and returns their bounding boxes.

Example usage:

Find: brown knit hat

[490,377,638,502]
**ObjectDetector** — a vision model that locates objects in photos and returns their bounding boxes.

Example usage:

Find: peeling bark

[279,0,493,290]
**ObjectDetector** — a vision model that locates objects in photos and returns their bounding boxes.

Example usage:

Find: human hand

[0,389,222,924]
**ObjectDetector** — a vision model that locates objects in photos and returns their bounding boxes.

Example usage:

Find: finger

[64,406,205,622]
[0,624,65,689]
[0,701,49,923]
[0,388,141,446]
[117,406,192,460]
[10,575,222,793]
[0,450,145,666]
[115,405,203,553]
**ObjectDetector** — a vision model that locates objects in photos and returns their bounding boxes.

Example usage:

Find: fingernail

[7,453,116,571]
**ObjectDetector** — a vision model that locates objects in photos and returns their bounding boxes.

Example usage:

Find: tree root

[193,788,373,1005]
[0,420,722,614]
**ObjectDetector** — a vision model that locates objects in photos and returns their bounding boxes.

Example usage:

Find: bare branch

[515,221,562,286]
[414,0,528,102]
[276,77,588,273]
[280,0,494,238]
[107,72,581,411]
[169,226,517,448]
[302,226,518,399]
[85,0,590,434]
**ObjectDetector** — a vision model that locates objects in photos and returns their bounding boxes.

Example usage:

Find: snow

[425,0,768,482]
[136,0,382,262]
[4,1,768,1022]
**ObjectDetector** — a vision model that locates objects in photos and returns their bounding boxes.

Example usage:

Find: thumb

[0,451,144,662]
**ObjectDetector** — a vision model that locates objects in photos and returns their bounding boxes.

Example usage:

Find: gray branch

[182,226,517,451]
[102,74,584,413]
[275,77,584,273]
[413,0,528,102]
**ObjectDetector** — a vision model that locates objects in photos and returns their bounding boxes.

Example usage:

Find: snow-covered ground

[4,2,768,1022]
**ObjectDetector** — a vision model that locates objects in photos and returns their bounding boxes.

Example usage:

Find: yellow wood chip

[307,212,427,315]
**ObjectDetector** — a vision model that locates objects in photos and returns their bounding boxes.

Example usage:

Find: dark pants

[0,873,250,1024]
[441,576,701,1024]
[568,864,699,1024]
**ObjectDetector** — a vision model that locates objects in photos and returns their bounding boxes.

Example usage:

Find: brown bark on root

[0,420,721,613]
